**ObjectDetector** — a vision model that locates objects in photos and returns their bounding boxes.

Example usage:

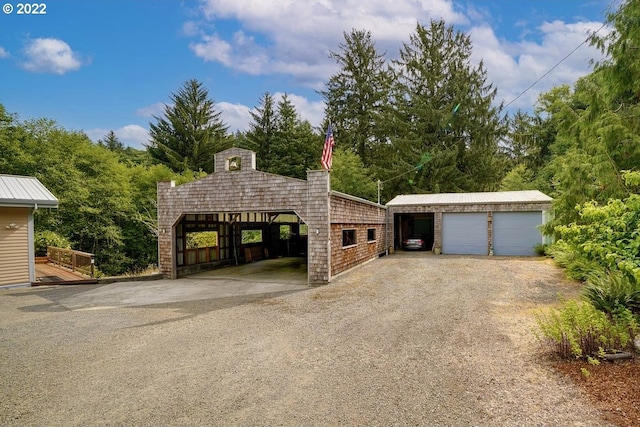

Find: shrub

[534,243,548,256]
[583,269,640,317]
[546,241,603,281]
[535,298,638,359]
[553,194,640,277]
[34,230,72,257]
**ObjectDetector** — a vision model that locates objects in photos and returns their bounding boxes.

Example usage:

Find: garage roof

[387,190,552,206]
[0,174,59,208]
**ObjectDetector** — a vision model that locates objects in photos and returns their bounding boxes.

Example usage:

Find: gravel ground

[0,254,614,426]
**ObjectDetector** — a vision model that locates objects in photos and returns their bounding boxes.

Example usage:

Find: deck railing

[47,246,95,278]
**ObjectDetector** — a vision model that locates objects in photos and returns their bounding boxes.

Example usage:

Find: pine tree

[244,92,277,171]
[147,79,230,173]
[321,29,391,167]
[98,130,124,152]
[386,21,506,196]
[268,94,320,179]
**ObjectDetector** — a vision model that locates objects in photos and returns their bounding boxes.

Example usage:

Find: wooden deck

[34,263,98,285]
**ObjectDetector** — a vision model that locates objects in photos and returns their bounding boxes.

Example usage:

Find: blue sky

[0,0,617,149]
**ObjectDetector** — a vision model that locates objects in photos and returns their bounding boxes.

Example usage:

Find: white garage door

[493,211,542,256]
[442,212,487,255]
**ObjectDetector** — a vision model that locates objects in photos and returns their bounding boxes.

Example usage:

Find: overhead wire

[378,6,620,193]
[503,8,619,110]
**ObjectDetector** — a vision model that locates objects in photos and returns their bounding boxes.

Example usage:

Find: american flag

[321,124,335,170]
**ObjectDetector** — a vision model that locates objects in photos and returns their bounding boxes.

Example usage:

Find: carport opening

[175,212,307,277]
[394,213,435,250]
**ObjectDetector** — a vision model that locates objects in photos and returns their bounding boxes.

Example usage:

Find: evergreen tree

[330,148,378,201]
[537,0,640,230]
[385,21,506,197]
[321,29,391,167]
[98,130,124,152]
[244,92,278,171]
[268,94,320,180]
[147,79,230,173]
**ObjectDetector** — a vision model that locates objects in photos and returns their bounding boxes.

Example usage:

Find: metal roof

[0,174,59,208]
[386,190,552,206]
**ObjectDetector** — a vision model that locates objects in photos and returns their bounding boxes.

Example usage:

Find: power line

[503,13,616,110]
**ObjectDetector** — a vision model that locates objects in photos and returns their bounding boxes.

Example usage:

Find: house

[0,175,58,287]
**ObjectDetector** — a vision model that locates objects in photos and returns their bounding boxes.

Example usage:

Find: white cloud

[190,0,607,114]
[191,0,466,86]
[469,20,607,111]
[217,102,251,133]
[22,38,83,74]
[118,125,150,148]
[86,125,149,150]
[218,94,325,134]
[136,102,166,118]
[0,47,9,59]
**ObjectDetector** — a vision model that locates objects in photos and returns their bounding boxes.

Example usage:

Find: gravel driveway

[0,254,612,426]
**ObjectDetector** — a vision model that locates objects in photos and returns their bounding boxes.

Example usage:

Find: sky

[0,0,620,149]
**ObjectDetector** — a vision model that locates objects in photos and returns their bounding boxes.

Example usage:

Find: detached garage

[387,190,552,256]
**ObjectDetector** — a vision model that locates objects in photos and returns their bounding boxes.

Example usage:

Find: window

[241,229,263,244]
[342,229,356,247]
[367,228,376,242]
[186,231,218,249]
[280,225,291,240]
[299,224,308,236]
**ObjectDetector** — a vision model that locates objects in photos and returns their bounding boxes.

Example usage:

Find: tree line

[1,1,638,276]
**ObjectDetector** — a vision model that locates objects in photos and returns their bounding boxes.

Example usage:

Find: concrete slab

[54,258,308,311]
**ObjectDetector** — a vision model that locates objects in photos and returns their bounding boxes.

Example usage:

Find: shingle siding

[157,148,384,285]
[329,194,386,276]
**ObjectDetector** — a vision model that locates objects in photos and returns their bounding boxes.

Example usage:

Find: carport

[386,190,552,256]
[157,148,387,286]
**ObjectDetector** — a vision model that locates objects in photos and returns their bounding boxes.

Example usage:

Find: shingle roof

[386,190,552,206]
[0,174,59,208]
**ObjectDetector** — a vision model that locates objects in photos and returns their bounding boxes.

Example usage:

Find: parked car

[402,235,427,250]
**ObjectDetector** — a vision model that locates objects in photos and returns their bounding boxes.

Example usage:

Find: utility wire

[379,7,620,193]
[503,10,618,110]
[380,160,429,185]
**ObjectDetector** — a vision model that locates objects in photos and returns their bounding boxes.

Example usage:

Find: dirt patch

[554,359,640,427]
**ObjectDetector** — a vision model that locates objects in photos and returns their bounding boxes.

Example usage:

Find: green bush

[546,241,603,281]
[583,269,640,317]
[34,230,71,257]
[553,193,640,278]
[534,243,548,256]
[535,298,638,359]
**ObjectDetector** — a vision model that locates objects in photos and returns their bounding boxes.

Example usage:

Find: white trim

[28,208,34,284]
